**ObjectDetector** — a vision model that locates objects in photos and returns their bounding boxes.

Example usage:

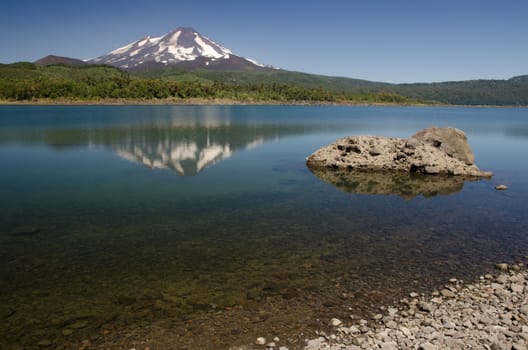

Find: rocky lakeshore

[301,262,528,350]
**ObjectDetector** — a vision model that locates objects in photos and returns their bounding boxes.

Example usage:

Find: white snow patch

[245,58,267,68]
[194,34,224,58]
[166,30,181,45]
[110,41,136,55]
[197,144,232,172]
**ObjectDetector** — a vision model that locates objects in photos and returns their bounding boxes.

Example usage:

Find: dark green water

[1,105,527,349]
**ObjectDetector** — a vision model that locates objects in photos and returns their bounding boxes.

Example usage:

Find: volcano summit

[88,27,270,71]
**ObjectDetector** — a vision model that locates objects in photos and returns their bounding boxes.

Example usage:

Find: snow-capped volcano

[89,27,270,70]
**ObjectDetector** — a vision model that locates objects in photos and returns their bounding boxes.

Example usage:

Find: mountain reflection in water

[309,168,486,199]
[111,127,267,175]
[0,115,321,175]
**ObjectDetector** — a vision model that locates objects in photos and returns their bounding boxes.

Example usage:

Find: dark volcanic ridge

[34,55,87,67]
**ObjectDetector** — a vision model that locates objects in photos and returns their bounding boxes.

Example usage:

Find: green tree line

[0,63,417,104]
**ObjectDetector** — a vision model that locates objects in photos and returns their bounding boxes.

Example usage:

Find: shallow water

[1,105,527,349]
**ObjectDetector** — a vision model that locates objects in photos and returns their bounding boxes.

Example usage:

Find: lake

[1,105,527,349]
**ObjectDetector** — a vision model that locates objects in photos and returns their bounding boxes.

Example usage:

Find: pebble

[256,337,266,345]
[419,342,438,350]
[9,226,40,236]
[330,318,342,327]
[496,263,509,271]
[495,184,508,190]
[440,289,454,298]
[37,339,52,347]
[67,320,89,329]
[303,264,528,350]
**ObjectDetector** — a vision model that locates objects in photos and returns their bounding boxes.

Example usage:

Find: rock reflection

[309,169,474,199]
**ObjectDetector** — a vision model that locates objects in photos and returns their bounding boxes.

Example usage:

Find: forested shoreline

[1,62,527,106]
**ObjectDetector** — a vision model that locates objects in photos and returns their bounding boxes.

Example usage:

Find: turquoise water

[1,105,528,349]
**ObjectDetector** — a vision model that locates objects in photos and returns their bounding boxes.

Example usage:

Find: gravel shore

[301,262,528,350]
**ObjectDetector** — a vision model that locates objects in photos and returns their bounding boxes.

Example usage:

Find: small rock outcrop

[306,127,492,178]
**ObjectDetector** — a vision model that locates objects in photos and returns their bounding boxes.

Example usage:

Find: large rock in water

[306,127,492,177]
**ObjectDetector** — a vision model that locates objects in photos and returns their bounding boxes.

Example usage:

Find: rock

[495,184,508,190]
[330,318,343,327]
[496,263,509,271]
[387,307,398,316]
[306,127,492,178]
[430,297,443,304]
[67,320,89,329]
[520,304,528,316]
[418,342,438,350]
[1,307,15,318]
[511,283,524,293]
[418,302,434,313]
[440,289,455,298]
[9,226,40,236]
[349,325,360,333]
[512,343,528,350]
[79,340,91,350]
[37,339,52,347]
[304,267,528,350]
[400,326,412,337]
[412,126,475,165]
[304,337,326,350]
[385,320,398,329]
[380,341,398,350]
[256,337,266,345]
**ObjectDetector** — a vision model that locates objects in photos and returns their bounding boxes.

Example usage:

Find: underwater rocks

[304,263,528,349]
[306,127,493,178]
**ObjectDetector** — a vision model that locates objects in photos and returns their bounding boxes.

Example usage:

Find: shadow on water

[308,168,486,199]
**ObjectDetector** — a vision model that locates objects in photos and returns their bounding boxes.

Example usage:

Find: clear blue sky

[1,0,526,83]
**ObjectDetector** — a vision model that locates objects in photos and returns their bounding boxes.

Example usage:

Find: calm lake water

[1,105,528,349]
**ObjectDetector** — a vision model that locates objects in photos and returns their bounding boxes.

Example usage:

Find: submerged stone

[9,226,40,236]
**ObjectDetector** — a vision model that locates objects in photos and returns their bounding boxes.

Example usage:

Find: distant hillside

[394,78,528,106]
[134,68,528,105]
[34,55,87,67]
[134,67,386,91]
